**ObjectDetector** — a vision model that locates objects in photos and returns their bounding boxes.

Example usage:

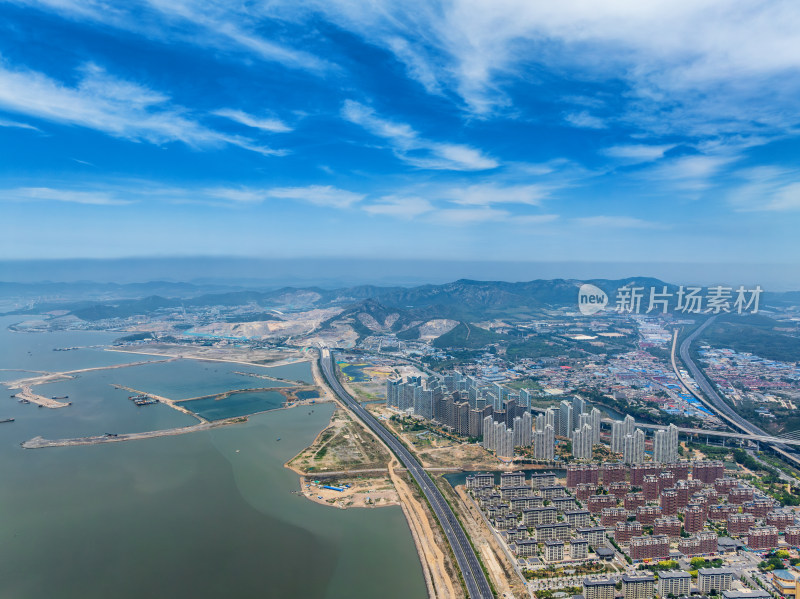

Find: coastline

[300,352,462,599]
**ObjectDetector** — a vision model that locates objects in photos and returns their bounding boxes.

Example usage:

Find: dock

[128,394,158,406]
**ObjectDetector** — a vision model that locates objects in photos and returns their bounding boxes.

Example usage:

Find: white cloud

[729,166,800,212]
[212,109,292,133]
[17,0,328,73]
[21,0,800,144]
[364,196,434,219]
[342,100,497,170]
[0,118,41,131]
[444,183,549,206]
[602,144,675,163]
[643,153,739,192]
[259,0,800,143]
[1,186,132,206]
[265,185,365,208]
[0,61,285,156]
[564,111,607,130]
[428,207,559,225]
[429,206,511,225]
[203,185,363,208]
[574,215,667,229]
[759,183,800,211]
[1,181,364,210]
[386,37,443,95]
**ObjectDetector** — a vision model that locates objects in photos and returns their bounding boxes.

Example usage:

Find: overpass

[319,348,495,599]
[671,318,800,469]
[599,418,800,448]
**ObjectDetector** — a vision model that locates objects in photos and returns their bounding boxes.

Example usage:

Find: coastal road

[673,318,800,470]
[319,349,495,599]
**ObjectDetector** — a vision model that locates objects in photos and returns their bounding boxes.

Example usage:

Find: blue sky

[1,1,799,271]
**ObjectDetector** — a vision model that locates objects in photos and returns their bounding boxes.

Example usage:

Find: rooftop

[722,591,772,599]
[583,578,616,586]
[622,574,655,583]
[659,571,692,579]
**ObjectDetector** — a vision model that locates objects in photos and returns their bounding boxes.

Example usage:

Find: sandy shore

[13,385,70,409]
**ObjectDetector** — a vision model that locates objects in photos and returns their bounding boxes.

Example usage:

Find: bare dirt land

[295,474,399,509]
[337,358,426,403]
[446,481,528,599]
[191,307,345,342]
[286,407,392,475]
[367,403,505,470]
[106,344,307,367]
[12,385,70,408]
[394,466,466,599]
[418,319,459,340]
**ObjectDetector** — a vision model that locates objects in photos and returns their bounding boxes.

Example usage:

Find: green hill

[432,322,505,349]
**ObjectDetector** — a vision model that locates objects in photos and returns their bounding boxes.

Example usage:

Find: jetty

[21,417,247,449]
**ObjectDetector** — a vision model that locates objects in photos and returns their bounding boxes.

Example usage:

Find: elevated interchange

[319,348,494,599]
[672,317,800,469]
[599,419,800,448]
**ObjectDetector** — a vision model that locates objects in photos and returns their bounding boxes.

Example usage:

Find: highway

[319,349,495,599]
[673,317,800,469]
[598,419,800,448]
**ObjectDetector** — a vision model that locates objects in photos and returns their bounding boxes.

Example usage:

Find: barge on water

[128,394,158,406]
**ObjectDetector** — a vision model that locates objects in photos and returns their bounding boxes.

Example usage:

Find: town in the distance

[5,276,800,599]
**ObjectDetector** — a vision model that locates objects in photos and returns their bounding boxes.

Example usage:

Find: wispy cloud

[364,196,435,219]
[255,0,800,146]
[602,144,675,164]
[1,186,132,206]
[212,109,292,133]
[16,0,329,73]
[0,60,284,156]
[341,100,498,171]
[444,183,549,206]
[20,0,800,146]
[0,118,41,131]
[564,111,607,130]
[574,215,667,229]
[385,36,443,95]
[428,207,558,226]
[644,153,738,192]
[361,181,559,224]
[196,185,364,208]
[0,181,366,210]
[264,185,364,208]
[729,166,800,212]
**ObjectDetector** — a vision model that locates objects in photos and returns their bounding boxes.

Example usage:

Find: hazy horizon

[1,257,798,291]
